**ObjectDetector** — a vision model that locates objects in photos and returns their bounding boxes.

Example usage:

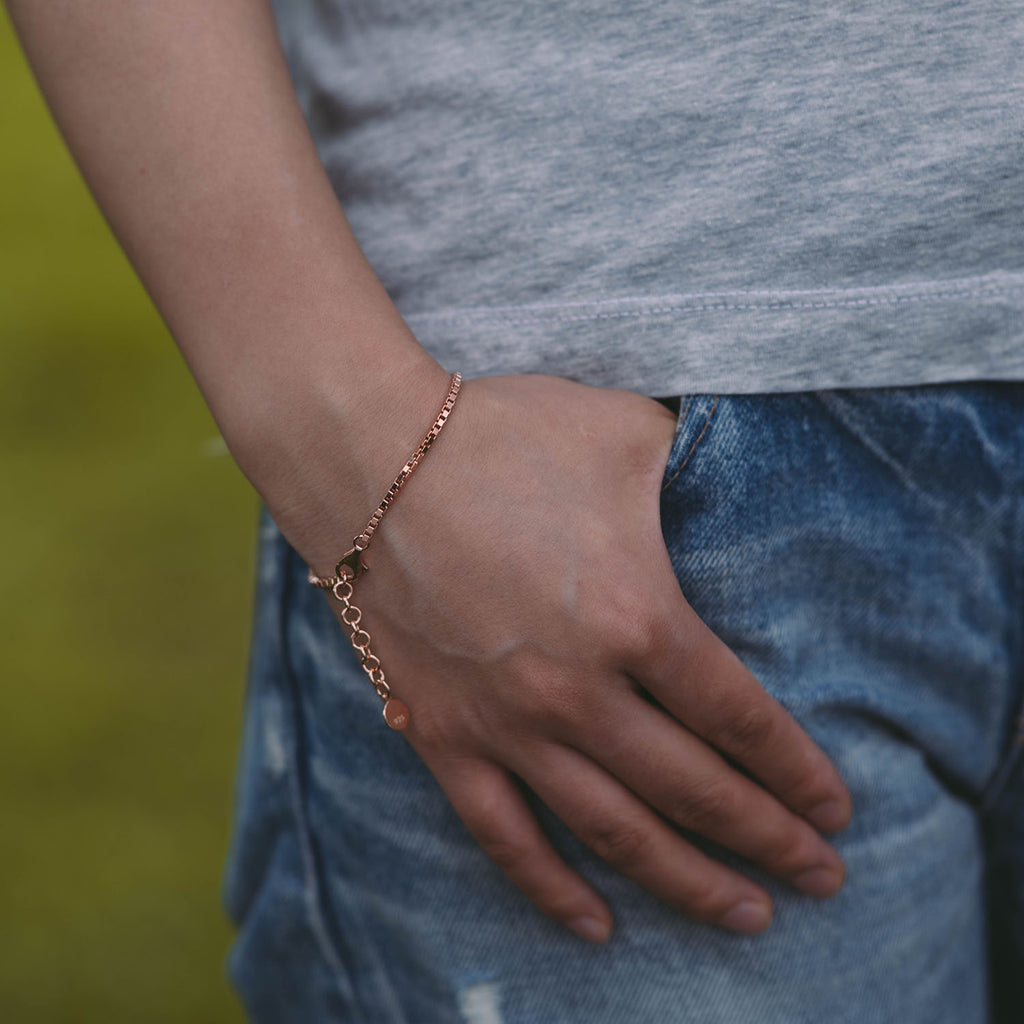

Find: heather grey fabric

[269,0,1024,395]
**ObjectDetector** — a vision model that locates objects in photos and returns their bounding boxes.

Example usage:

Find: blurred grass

[2,15,254,1023]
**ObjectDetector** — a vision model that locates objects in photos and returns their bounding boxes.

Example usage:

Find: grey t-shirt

[270,0,1024,395]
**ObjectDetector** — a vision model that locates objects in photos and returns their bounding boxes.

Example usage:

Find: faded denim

[224,381,1024,1023]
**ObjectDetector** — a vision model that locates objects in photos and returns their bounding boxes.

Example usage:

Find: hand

[292,373,853,942]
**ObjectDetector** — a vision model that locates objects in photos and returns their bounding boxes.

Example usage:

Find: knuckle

[475,828,531,874]
[587,821,653,869]
[411,706,466,755]
[766,827,821,873]
[516,675,573,724]
[784,745,836,810]
[682,874,733,920]
[678,777,743,832]
[716,700,778,755]
[593,587,653,659]
[623,610,668,664]
[514,673,587,732]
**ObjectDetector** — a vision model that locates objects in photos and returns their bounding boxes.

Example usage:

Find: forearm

[4,0,449,529]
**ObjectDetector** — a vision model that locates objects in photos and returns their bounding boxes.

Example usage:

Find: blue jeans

[223,382,1024,1023]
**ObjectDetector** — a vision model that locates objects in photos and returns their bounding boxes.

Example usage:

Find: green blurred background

[2,15,254,1023]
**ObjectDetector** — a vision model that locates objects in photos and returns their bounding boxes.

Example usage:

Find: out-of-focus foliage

[1,15,254,1023]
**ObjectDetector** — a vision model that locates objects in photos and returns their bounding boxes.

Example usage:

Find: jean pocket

[659,393,721,494]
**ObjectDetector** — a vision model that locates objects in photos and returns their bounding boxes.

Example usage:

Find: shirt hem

[401,270,1024,396]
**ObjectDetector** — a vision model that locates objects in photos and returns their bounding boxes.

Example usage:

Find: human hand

[288,373,852,943]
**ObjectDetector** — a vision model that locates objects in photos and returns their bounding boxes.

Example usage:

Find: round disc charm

[383,697,411,730]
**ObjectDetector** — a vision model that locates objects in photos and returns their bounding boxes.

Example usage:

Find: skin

[6,0,852,943]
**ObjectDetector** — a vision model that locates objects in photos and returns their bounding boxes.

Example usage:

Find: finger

[572,684,846,898]
[425,753,615,944]
[507,740,774,934]
[632,603,853,833]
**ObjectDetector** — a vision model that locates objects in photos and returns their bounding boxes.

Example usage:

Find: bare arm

[3,0,449,566]
[5,0,852,942]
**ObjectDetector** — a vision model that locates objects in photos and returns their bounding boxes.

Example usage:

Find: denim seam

[279,548,409,1021]
[662,395,720,493]
[979,481,1024,814]
[658,394,697,491]
[277,549,362,997]
[677,394,696,429]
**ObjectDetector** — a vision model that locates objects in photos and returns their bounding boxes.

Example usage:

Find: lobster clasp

[335,546,367,582]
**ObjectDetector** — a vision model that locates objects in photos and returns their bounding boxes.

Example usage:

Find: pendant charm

[383,697,411,730]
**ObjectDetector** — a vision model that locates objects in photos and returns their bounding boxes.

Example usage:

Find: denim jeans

[223,381,1024,1023]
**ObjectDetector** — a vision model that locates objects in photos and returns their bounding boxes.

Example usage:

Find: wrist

[223,337,455,569]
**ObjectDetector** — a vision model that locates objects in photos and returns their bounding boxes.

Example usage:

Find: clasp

[335,546,367,581]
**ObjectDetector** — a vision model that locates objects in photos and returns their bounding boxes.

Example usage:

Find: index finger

[632,606,853,834]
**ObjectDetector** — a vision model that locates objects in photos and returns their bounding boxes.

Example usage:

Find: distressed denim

[223,381,1024,1023]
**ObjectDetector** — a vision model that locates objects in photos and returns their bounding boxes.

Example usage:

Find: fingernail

[568,914,612,943]
[719,899,771,934]
[792,864,843,899]
[807,798,850,832]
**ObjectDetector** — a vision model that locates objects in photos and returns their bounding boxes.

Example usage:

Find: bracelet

[307,370,463,730]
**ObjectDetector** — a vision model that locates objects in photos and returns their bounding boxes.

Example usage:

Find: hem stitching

[405,275,1024,328]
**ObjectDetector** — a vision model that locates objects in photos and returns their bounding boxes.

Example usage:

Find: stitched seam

[672,395,696,449]
[276,547,360,997]
[407,281,1024,327]
[980,478,1024,813]
[662,395,720,492]
[407,271,1024,316]
[279,555,413,1023]
[659,395,696,494]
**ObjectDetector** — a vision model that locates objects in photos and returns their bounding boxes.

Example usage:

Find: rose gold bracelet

[306,371,463,731]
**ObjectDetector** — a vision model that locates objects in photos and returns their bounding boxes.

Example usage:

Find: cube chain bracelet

[306,371,463,730]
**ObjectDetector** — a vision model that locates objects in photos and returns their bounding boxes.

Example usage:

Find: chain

[352,371,462,553]
[307,371,462,731]
[341,572,404,697]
